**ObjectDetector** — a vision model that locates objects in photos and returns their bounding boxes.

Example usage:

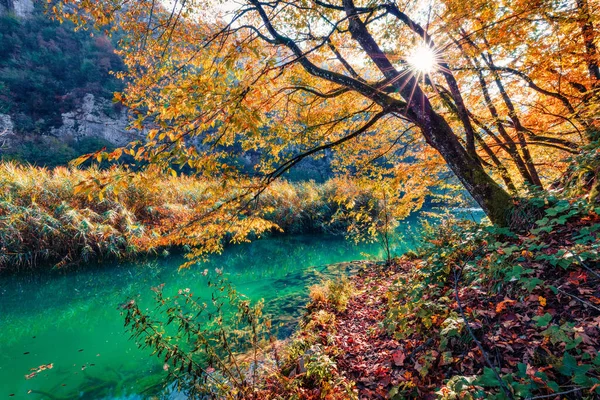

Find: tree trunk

[343,0,513,226]
[483,53,543,188]
[468,53,539,186]
[417,107,513,226]
[576,0,600,83]
[437,86,517,193]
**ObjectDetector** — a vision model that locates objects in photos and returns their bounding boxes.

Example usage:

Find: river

[0,225,421,399]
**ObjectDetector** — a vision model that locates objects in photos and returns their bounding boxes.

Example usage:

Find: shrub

[308,277,354,312]
[385,197,600,398]
[0,163,388,272]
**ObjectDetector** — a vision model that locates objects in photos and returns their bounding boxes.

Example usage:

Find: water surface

[0,231,417,399]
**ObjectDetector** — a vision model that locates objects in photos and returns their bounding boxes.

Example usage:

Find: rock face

[0,114,14,136]
[0,0,34,18]
[13,0,33,16]
[51,94,138,147]
[2,94,137,150]
[0,114,13,150]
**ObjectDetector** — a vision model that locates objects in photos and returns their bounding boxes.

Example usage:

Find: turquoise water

[0,229,419,399]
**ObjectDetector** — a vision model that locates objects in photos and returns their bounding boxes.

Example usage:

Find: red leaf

[392,350,406,366]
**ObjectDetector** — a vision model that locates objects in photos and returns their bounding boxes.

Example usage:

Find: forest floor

[327,261,407,399]
[274,203,600,399]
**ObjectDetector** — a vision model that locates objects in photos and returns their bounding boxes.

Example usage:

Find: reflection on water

[0,229,418,399]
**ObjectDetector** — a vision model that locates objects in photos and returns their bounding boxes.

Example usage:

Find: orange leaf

[538,296,547,307]
[495,299,516,313]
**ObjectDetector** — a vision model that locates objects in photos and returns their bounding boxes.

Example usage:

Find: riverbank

[0,162,386,273]
[266,200,600,399]
[16,194,595,399]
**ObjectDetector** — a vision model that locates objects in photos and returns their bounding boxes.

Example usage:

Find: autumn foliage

[14,0,599,398]
[50,0,599,228]
[0,162,398,272]
[260,201,600,399]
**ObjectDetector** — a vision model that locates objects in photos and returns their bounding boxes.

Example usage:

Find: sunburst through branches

[406,43,439,75]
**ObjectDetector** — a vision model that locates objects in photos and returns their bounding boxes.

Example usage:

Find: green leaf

[573,372,592,386]
[517,363,527,378]
[565,336,583,350]
[536,217,550,226]
[533,313,552,327]
[522,277,543,292]
[546,380,560,392]
[476,367,501,387]
[557,353,577,376]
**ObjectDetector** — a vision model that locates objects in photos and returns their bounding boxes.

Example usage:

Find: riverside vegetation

[0,162,394,272]
[113,140,600,399]
[119,174,600,399]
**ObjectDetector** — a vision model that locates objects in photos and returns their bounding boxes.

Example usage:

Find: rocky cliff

[0,1,133,163]
[0,0,34,18]
[1,94,138,148]
[0,1,332,178]
[50,94,138,147]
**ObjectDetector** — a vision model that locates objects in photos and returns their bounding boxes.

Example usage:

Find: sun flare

[407,44,437,74]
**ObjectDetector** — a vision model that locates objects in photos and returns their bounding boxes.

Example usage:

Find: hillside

[0,1,127,166]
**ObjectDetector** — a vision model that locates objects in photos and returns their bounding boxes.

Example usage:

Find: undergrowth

[114,193,600,399]
[260,277,358,399]
[309,277,354,312]
[119,271,358,399]
[385,196,600,398]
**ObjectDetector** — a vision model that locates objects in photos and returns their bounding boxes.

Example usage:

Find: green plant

[121,271,277,398]
[305,345,336,384]
[385,198,600,398]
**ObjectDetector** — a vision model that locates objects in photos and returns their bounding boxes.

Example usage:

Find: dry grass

[309,284,330,305]
[0,163,381,272]
[309,277,355,312]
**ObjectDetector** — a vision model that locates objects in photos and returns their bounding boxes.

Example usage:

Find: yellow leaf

[70,154,91,168]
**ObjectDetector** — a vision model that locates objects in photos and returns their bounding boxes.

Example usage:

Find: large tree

[55,0,599,228]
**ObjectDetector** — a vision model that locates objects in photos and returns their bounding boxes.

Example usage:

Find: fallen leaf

[496,299,516,313]
[392,350,405,366]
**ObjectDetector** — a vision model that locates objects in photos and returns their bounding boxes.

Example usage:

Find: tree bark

[437,87,518,193]
[342,0,512,226]
[481,52,543,188]
[576,0,600,83]
[419,108,513,226]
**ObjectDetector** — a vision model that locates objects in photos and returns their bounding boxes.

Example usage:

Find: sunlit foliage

[49,0,599,232]
[0,162,397,271]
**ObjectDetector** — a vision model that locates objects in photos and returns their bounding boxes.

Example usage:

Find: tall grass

[0,163,382,272]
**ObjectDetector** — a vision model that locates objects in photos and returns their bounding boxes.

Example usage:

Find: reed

[0,163,383,272]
